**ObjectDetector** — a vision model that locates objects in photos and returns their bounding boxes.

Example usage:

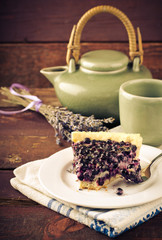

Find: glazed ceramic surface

[119,79,162,146]
[41,50,152,123]
[40,5,153,122]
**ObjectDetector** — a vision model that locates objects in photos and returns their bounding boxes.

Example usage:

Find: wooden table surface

[0,88,162,240]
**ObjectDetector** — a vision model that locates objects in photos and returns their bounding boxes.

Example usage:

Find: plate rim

[38,145,162,209]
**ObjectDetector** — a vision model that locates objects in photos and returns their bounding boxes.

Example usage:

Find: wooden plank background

[0,0,162,87]
[0,2,162,238]
[1,0,162,42]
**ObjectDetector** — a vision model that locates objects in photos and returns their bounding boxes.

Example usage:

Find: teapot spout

[40,66,67,85]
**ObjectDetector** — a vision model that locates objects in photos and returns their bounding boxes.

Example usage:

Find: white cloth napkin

[11,151,162,238]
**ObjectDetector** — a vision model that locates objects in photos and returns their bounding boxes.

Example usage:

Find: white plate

[39,145,162,209]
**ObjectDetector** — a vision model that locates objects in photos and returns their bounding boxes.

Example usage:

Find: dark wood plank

[0,170,162,239]
[0,204,162,240]
[0,205,87,240]
[0,170,25,199]
[0,134,70,169]
[0,88,69,168]
[0,110,70,168]
[0,43,67,88]
[0,0,162,42]
[0,42,162,88]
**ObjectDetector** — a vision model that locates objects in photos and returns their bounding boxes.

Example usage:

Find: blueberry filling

[72,138,142,186]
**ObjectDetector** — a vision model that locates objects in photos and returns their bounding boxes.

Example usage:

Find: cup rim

[120,79,162,100]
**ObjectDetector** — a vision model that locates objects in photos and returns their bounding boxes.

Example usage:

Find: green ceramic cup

[119,79,162,146]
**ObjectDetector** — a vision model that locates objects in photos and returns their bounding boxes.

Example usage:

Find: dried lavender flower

[39,105,114,144]
[0,86,115,145]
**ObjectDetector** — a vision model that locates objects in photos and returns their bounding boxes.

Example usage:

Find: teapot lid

[80,50,129,72]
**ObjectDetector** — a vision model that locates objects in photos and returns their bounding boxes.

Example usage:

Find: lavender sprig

[0,87,114,145]
[40,105,114,144]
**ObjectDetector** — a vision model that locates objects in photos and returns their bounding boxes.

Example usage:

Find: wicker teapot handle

[66,5,143,64]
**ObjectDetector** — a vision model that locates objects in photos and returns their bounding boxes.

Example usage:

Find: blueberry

[97,178,104,186]
[84,138,91,144]
[107,139,112,144]
[128,164,134,169]
[105,174,109,179]
[122,169,128,177]
[117,154,124,161]
[116,188,123,195]
[113,163,118,168]
[78,174,84,181]
[131,145,137,152]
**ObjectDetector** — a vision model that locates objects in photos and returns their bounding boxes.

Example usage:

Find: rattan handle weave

[66,5,143,64]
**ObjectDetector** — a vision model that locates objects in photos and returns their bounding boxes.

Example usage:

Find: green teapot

[40,5,152,123]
